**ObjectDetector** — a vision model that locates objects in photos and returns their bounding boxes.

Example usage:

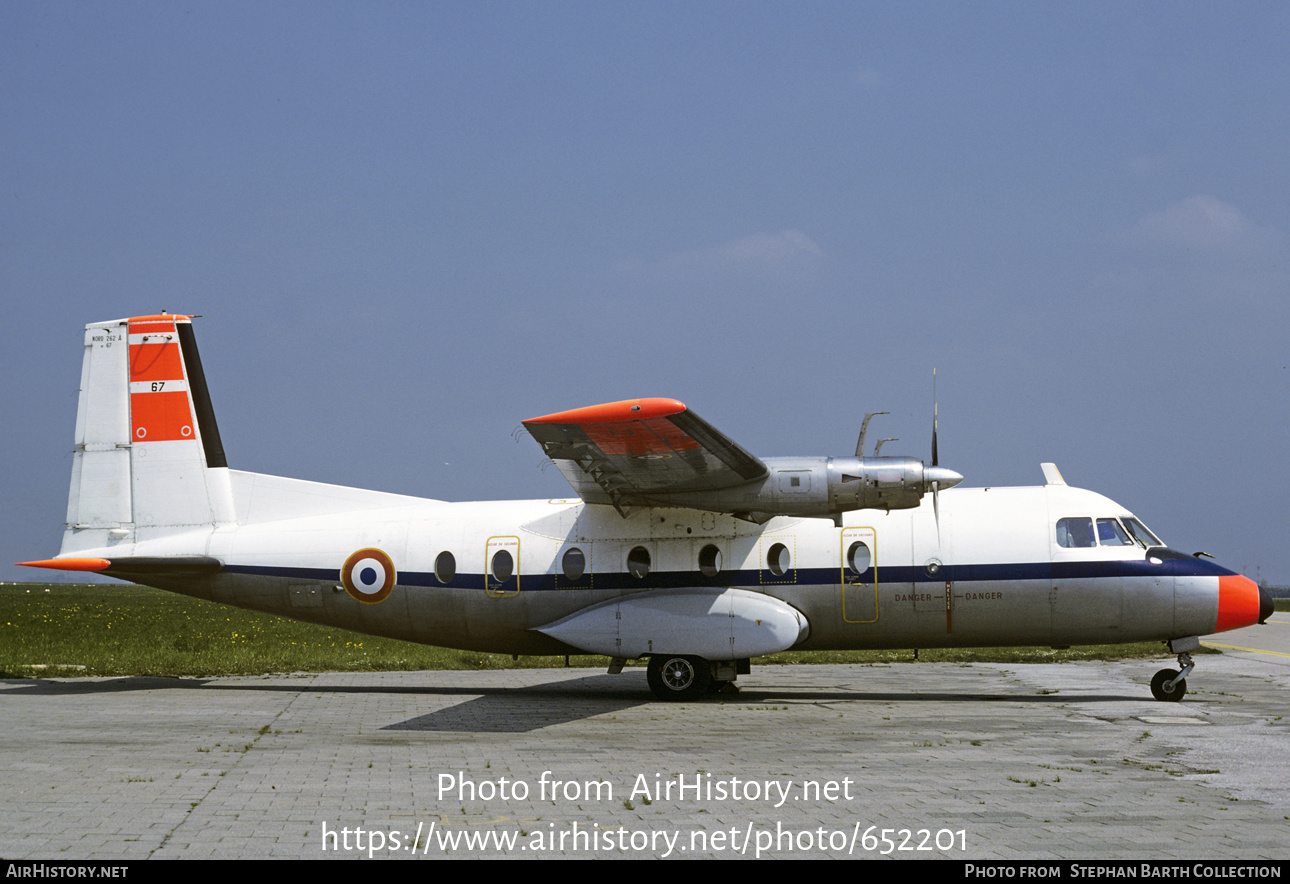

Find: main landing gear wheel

[1151,668,1186,702]
[646,655,712,701]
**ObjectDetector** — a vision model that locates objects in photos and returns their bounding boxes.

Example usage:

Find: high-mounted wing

[525,397,961,521]
[522,398,767,516]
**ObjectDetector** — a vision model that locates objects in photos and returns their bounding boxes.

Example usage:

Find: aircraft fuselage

[130,478,1245,658]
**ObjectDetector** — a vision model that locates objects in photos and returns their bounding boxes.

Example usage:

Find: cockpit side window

[1059,515,1164,549]
[1097,518,1133,546]
[1056,517,1095,548]
[1122,517,1163,548]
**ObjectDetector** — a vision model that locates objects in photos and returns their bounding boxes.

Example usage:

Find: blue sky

[3,2,1287,584]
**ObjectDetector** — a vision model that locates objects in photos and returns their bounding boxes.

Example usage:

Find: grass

[0,581,1224,678]
[0,582,608,677]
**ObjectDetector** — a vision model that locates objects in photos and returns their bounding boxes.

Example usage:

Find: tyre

[646,655,713,701]
[1150,668,1186,702]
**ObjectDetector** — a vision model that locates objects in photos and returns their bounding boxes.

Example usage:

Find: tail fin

[61,314,234,554]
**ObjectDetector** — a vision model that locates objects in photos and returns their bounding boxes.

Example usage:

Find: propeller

[932,369,941,536]
[852,388,959,534]
[923,368,966,541]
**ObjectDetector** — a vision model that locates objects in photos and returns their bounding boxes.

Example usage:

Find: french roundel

[341,548,396,604]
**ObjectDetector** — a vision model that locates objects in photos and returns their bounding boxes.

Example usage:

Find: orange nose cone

[1215,574,1262,632]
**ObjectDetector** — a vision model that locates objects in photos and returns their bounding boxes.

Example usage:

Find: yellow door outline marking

[841,527,878,623]
[485,535,520,598]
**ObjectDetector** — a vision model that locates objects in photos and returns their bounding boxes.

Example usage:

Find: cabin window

[846,540,872,575]
[434,550,456,584]
[627,546,651,579]
[1056,517,1095,548]
[767,542,791,575]
[491,549,514,582]
[1097,518,1133,546]
[562,547,586,581]
[698,544,722,577]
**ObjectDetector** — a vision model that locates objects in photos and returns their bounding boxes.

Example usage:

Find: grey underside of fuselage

[132,569,1198,657]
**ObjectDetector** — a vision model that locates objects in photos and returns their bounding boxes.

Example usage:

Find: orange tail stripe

[128,321,178,335]
[129,342,184,382]
[131,390,195,441]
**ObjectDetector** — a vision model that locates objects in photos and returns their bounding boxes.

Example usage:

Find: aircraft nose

[926,466,963,490]
[1216,574,1266,632]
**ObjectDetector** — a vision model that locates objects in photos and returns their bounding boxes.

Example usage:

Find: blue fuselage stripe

[222,554,1234,592]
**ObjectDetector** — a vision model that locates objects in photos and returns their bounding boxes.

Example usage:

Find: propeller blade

[933,480,941,542]
[931,368,939,468]
[929,368,952,542]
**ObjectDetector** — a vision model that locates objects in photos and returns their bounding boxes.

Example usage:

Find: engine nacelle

[640,455,962,522]
[825,455,943,513]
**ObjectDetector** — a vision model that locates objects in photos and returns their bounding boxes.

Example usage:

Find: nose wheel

[1150,651,1194,702]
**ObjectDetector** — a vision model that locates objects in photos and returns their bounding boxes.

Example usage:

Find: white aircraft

[21,315,1272,701]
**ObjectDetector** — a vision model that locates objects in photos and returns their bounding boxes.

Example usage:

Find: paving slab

[1,645,1287,860]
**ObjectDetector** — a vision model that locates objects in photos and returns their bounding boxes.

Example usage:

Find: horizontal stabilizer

[19,556,223,577]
